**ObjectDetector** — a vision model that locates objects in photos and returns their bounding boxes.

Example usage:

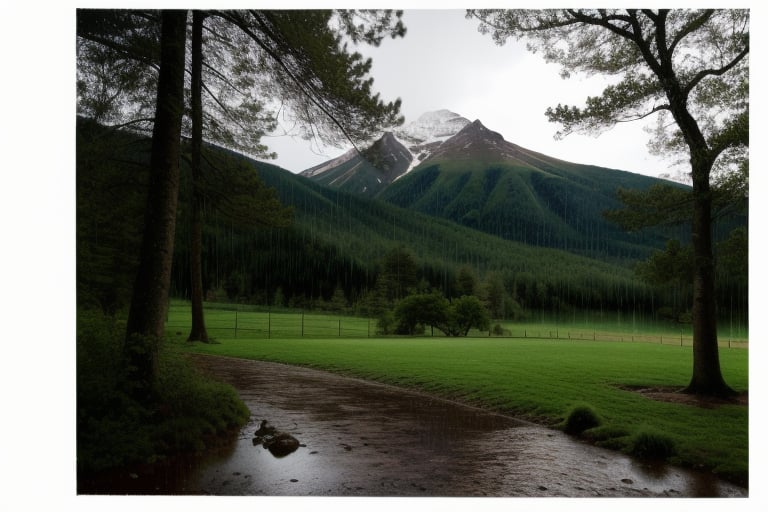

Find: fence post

[338,319,341,337]
[268,310,271,339]
[235,309,238,338]
[301,311,304,337]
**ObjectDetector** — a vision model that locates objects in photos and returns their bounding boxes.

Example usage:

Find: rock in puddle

[252,419,301,457]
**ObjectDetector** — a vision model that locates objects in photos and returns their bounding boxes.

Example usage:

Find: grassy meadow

[172,305,748,486]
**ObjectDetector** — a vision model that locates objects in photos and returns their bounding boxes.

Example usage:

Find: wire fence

[166,304,747,348]
[167,305,372,339]
[492,327,747,349]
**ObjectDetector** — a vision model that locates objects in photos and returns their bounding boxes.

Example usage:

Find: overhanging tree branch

[617,103,670,122]
[683,44,749,97]
[211,9,364,154]
[669,10,715,55]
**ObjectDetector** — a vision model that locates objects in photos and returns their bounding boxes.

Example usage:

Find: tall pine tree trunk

[187,10,210,342]
[124,10,187,393]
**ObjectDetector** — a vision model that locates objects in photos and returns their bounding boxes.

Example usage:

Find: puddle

[81,354,747,497]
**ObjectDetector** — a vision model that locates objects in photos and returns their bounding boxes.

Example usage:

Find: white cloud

[268,9,675,178]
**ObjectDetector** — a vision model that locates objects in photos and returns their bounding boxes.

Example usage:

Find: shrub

[77,309,250,474]
[562,403,602,435]
[629,428,677,460]
[376,311,396,334]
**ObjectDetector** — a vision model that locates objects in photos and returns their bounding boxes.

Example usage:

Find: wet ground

[83,354,748,497]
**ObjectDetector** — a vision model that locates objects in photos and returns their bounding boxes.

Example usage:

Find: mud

[84,354,748,497]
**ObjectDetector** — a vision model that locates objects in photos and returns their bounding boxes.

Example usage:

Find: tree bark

[685,155,735,396]
[124,10,187,392]
[187,10,210,343]
[662,71,734,397]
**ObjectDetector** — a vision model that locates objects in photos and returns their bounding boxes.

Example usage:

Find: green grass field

[170,305,748,486]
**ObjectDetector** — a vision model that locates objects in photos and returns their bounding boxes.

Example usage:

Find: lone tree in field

[468,9,748,396]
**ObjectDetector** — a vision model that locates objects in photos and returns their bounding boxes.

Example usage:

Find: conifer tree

[469,8,748,396]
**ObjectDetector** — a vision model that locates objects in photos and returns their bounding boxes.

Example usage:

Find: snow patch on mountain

[395,109,470,145]
[302,148,358,177]
[394,110,471,175]
[301,110,472,181]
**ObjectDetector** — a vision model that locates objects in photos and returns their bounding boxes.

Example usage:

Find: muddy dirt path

[96,354,748,497]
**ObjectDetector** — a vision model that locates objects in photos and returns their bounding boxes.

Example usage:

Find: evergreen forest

[77,118,747,329]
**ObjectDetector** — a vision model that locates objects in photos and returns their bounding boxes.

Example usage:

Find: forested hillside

[77,118,746,324]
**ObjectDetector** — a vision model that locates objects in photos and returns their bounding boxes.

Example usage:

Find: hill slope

[378,119,680,259]
[243,157,655,312]
[304,112,689,260]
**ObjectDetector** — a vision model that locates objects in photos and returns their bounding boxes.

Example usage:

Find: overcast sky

[266,9,676,179]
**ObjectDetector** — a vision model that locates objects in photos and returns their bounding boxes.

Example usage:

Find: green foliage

[393,293,490,337]
[445,295,491,336]
[378,245,419,303]
[376,310,396,335]
[378,159,674,261]
[216,9,405,147]
[77,310,249,474]
[561,404,602,435]
[717,227,748,284]
[636,240,693,287]
[604,184,694,231]
[394,293,449,334]
[195,147,294,228]
[629,428,678,460]
[482,272,506,318]
[455,266,478,297]
[76,118,148,313]
[76,10,160,128]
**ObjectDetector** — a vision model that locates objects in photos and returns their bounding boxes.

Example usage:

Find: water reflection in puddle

[83,355,747,497]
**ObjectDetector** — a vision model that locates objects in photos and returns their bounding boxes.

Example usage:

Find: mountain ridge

[299,110,472,196]
[301,110,686,258]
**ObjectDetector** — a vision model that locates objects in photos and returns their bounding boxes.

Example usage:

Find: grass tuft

[629,428,677,460]
[561,403,602,435]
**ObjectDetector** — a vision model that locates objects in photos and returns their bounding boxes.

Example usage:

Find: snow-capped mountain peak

[300,109,476,192]
[394,109,471,145]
